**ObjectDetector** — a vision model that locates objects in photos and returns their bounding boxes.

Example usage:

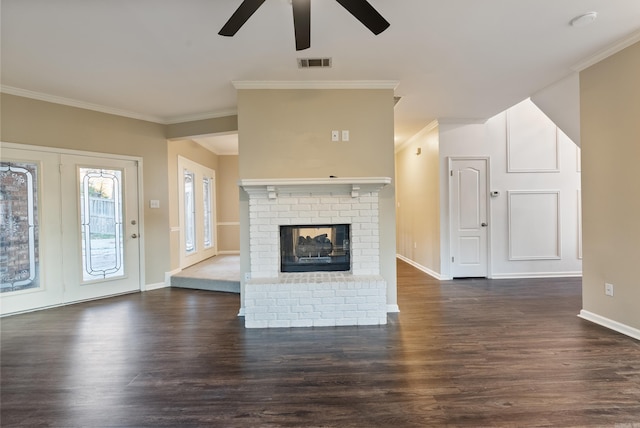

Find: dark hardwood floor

[2,260,640,427]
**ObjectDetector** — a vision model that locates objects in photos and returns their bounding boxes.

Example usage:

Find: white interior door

[450,158,489,278]
[60,155,141,302]
[178,156,217,269]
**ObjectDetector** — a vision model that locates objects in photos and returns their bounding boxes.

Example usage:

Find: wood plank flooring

[2,260,640,427]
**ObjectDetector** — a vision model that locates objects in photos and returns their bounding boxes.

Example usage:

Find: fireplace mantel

[238,177,391,199]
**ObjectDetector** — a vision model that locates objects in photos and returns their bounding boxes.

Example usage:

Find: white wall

[397,99,582,279]
[483,100,582,278]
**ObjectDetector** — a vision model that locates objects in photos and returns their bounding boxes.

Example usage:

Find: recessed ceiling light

[570,12,598,28]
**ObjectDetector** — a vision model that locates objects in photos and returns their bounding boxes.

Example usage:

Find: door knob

[481,223,488,227]
[131,233,138,238]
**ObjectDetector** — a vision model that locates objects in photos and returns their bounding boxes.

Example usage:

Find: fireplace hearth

[280,224,350,273]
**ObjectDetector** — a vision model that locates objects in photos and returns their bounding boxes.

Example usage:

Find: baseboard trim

[145,282,169,291]
[578,310,640,341]
[387,304,400,313]
[218,250,240,255]
[396,254,449,280]
[491,271,582,279]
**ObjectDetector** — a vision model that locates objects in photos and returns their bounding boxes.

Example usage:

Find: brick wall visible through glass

[1,161,40,293]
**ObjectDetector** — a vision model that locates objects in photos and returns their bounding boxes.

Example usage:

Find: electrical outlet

[331,130,339,142]
[244,272,251,281]
[605,282,614,297]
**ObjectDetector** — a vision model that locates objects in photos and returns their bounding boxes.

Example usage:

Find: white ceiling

[2,0,640,151]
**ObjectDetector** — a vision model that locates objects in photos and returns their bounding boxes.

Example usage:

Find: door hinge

[450,170,453,177]
[452,256,455,263]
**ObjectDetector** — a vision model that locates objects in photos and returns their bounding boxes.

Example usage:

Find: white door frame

[448,156,492,278]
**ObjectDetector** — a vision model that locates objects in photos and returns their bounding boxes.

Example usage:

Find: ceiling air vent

[297,57,332,69]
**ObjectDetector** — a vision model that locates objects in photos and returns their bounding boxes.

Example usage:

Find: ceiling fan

[218,0,390,51]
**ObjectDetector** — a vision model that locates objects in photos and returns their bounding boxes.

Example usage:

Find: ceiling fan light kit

[219,0,390,51]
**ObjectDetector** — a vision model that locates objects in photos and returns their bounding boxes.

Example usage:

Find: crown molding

[232,80,400,90]
[571,29,640,72]
[0,85,166,124]
[1,85,238,126]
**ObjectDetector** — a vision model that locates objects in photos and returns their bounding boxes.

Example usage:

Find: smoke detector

[570,12,597,27]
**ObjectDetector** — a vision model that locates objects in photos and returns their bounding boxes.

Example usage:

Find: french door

[178,156,217,269]
[1,145,142,315]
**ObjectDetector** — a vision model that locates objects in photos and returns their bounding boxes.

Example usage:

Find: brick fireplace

[239,177,391,328]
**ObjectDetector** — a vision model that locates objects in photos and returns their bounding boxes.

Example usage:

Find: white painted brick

[313,319,335,327]
[299,298,322,306]
[277,197,299,205]
[299,197,320,204]
[269,320,291,328]
[291,319,313,328]
[290,205,310,212]
[292,305,314,313]
[312,290,335,298]
[253,312,277,321]
[277,312,299,320]
[276,299,298,308]
[315,304,336,313]
[246,320,269,328]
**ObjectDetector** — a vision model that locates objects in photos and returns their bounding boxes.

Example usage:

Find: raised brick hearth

[239,177,390,328]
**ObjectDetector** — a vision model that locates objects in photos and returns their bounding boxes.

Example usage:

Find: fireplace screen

[280,224,350,272]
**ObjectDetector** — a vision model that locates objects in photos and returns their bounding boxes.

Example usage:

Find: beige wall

[1,93,170,285]
[395,123,441,274]
[165,116,238,140]
[237,88,397,307]
[580,42,640,331]
[216,155,240,253]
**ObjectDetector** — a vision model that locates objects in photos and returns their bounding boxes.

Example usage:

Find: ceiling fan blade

[219,0,267,36]
[335,0,389,35]
[292,0,311,50]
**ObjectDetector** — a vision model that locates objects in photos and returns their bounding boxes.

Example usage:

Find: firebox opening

[280,224,350,273]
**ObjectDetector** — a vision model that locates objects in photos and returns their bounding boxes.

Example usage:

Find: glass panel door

[61,155,140,303]
[1,147,64,315]
[1,161,40,293]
